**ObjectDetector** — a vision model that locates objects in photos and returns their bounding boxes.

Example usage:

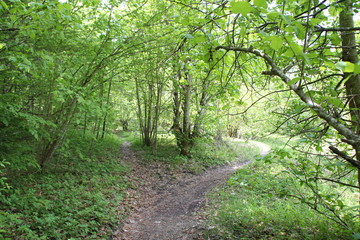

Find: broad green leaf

[293,22,306,39]
[193,35,207,44]
[335,61,355,72]
[329,6,338,17]
[230,1,253,15]
[310,18,322,26]
[267,11,280,20]
[239,27,247,36]
[287,77,301,86]
[270,36,283,50]
[224,54,234,65]
[330,33,341,45]
[284,26,294,33]
[0,1,8,10]
[289,42,303,55]
[0,43,5,49]
[355,63,360,74]
[283,48,294,57]
[254,0,267,8]
[326,97,343,107]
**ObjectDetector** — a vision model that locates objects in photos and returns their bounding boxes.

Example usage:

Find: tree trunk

[339,0,360,200]
[101,79,112,139]
[38,98,77,169]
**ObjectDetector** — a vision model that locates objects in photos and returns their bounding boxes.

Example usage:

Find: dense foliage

[0,0,359,238]
[0,131,129,239]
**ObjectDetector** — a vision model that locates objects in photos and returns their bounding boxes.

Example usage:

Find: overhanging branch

[315,177,360,189]
[314,26,360,32]
[215,45,360,146]
[329,145,360,168]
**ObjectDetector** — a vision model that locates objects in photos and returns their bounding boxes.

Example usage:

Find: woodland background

[1,0,360,239]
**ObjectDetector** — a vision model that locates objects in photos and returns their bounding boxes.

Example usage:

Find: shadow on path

[112,141,269,240]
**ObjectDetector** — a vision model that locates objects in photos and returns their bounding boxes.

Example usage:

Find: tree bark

[339,0,360,200]
[181,70,192,156]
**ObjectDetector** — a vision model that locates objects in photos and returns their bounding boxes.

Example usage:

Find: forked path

[112,141,269,240]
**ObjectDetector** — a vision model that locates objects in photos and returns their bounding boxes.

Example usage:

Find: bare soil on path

[112,141,264,240]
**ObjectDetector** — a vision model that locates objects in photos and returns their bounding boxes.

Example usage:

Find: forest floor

[112,141,270,240]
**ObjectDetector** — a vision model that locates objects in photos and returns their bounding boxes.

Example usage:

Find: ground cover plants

[0,130,129,239]
[204,136,360,239]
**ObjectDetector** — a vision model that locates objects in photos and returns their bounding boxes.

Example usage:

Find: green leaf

[239,27,246,36]
[193,35,207,44]
[310,18,322,26]
[0,1,9,10]
[184,33,194,39]
[289,42,303,56]
[230,1,253,15]
[0,43,5,49]
[335,61,355,72]
[270,36,283,50]
[329,33,341,45]
[0,117,9,126]
[287,77,301,86]
[254,0,267,8]
[355,63,360,74]
[267,11,280,20]
[326,97,343,107]
[283,48,294,57]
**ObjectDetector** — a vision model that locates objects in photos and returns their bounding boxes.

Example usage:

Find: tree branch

[314,26,360,32]
[315,177,360,189]
[329,145,360,168]
[215,45,360,145]
[226,89,291,116]
[0,28,20,32]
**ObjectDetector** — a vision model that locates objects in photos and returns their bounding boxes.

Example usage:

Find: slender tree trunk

[152,73,163,152]
[180,70,192,156]
[339,0,360,200]
[96,80,104,139]
[172,81,183,150]
[193,78,210,137]
[101,79,112,139]
[135,78,144,142]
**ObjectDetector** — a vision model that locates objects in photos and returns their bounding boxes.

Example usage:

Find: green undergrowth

[0,130,130,239]
[123,132,262,173]
[203,152,357,239]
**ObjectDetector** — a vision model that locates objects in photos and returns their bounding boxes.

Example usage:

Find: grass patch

[122,133,264,173]
[203,137,359,240]
[192,138,263,168]
[0,130,129,239]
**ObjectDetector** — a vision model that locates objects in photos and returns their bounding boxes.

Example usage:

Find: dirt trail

[112,141,265,240]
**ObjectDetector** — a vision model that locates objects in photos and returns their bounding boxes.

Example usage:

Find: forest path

[112,141,269,240]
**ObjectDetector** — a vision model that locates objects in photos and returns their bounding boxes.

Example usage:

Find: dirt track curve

[112,141,269,240]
